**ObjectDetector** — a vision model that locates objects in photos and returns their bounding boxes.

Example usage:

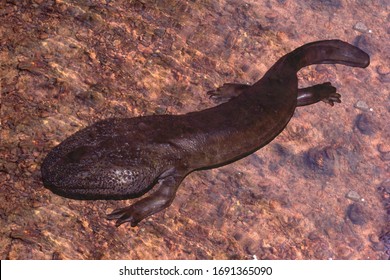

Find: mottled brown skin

[41,40,370,226]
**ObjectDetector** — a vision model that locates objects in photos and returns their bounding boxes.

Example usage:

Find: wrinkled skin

[41,40,370,226]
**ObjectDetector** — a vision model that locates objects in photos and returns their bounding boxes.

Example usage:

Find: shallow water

[0,0,389,259]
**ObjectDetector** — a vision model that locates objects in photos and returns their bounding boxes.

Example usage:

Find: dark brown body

[41,40,370,226]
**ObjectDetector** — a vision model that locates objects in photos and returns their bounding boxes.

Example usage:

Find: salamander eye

[66,146,89,163]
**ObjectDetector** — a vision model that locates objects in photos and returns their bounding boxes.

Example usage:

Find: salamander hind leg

[107,168,185,227]
[207,83,251,103]
[297,82,341,107]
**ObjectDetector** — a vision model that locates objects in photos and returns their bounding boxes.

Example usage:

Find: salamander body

[41,40,370,226]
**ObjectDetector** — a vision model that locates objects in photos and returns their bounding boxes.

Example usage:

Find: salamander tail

[288,39,370,70]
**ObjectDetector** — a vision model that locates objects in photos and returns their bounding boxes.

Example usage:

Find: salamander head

[41,141,155,200]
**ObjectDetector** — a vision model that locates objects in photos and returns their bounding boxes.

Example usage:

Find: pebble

[354,100,370,111]
[241,64,250,72]
[308,232,320,241]
[90,91,104,104]
[379,151,390,161]
[376,65,390,76]
[304,146,335,175]
[233,232,243,241]
[153,28,165,37]
[346,203,367,225]
[355,113,376,135]
[244,239,258,255]
[353,22,369,33]
[345,190,361,202]
[155,106,167,114]
[376,65,390,83]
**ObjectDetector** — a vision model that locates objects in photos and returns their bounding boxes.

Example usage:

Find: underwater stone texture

[0,0,389,259]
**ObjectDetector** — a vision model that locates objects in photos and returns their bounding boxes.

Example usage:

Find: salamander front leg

[207,83,251,102]
[297,82,341,107]
[107,173,184,227]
